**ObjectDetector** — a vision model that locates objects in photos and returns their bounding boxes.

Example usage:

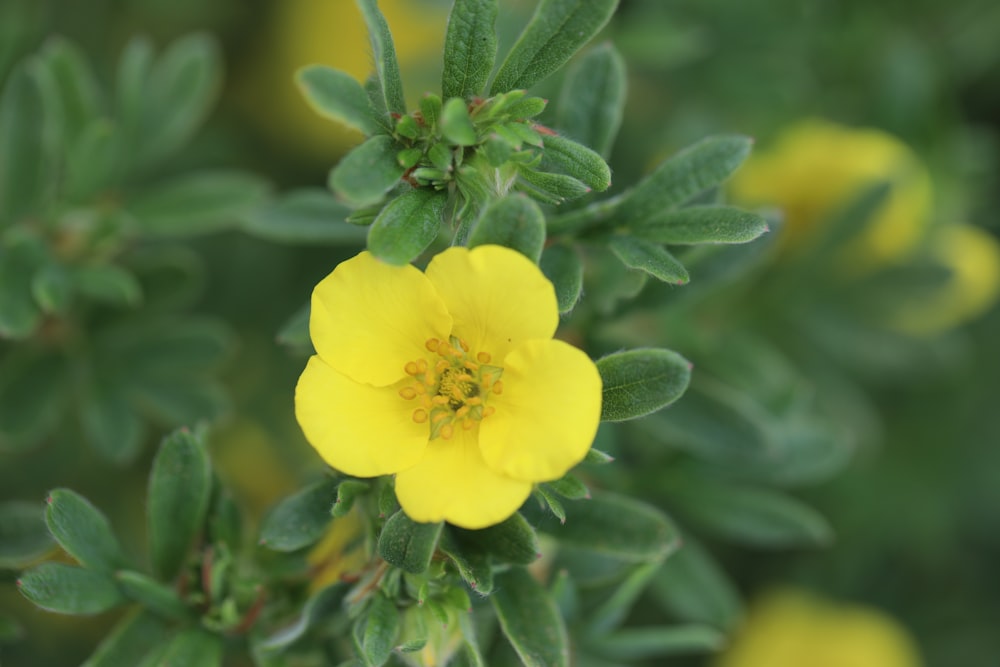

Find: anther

[455,406,470,418]
[399,387,417,400]
[425,338,440,352]
[476,352,491,364]
[492,381,504,395]
[412,409,428,424]
[440,424,454,440]
[458,339,470,352]
[405,361,420,375]
[416,359,428,374]
[432,396,450,406]
[462,419,475,430]
[483,406,496,418]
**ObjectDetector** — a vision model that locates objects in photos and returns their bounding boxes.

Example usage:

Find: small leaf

[440,97,477,146]
[355,0,406,116]
[332,479,372,519]
[631,206,769,245]
[587,561,663,634]
[451,512,539,565]
[129,170,270,237]
[154,629,223,667]
[259,477,339,552]
[534,486,566,524]
[297,65,381,135]
[115,36,154,140]
[377,511,442,574]
[490,0,619,94]
[438,529,495,594]
[18,563,124,615]
[609,236,689,284]
[362,593,400,667]
[330,135,404,208]
[614,135,753,225]
[0,501,54,568]
[540,244,583,313]
[0,64,45,224]
[442,0,498,99]
[518,169,590,204]
[148,429,213,580]
[542,134,611,192]
[545,473,589,500]
[74,264,142,307]
[258,585,346,652]
[588,625,725,659]
[544,491,679,561]
[45,489,127,574]
[115,571,191,620]
[82,610,170,667]
[242,189,365,245]
[31,263,72,314]
[650,534,742,630]
[597,348,692,422]
[469,194,545,262]
[30,37,103,150]
[80,376,145,465]
[492,567,569,667]
[557,43,626,158]
[0,234,45,339]
[367,188,446,265]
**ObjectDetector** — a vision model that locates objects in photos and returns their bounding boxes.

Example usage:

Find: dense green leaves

[442,0,498,100]
[361,593,400,667]
[490,0,619,94]
[597,348,692,421]
[259,476,339,552]
[469,194,545,262]
[330,135,404,207]
[355,0,406,116]
[557,43,626,158]
[81,610,170,667]
[18,563,124,614]
[147,429,213,580]
[492,567,569,667]
[631,205,770,245]
[377,511,442,574]
[45,489,127,574]
[540,243,583,312]
[297,65,382,135]
[367,188,446,265]
[609,236,689,284]
[0,501,53,568]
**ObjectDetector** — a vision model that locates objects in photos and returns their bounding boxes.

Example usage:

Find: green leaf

[45,489,127,574]
[0,63,45,224]
[332,479,372,518]
[0,614,24,643]
[667,479,833,548]
[30,37,103,151]
[330,135,404,208]
[115,36,154,142]
[440,97,478,146]
[80,376,145,465]
[0,233,45,339]
[74,264,143,307]
[63,118,121,201]
[544,491,679,561]
[588,625,725,659]
[597,349,692,421]
[297,65,381,135]
[438,529,495,594]
[362,593,400,667]
[587,560,663,634]
[115,571,191,620]
[631,205,770,245]
[541,134,611,192]
[129,170,270,237]
[0,501,54,568]
[367,188,446,265]
[545,473,589,500]
[242,189,365,245]
[540,243,583,313]
[377,511,442,574]
[259,477,339,552]
[518,169,591,204]
[154,629,223,667]
[148,429,213,580]
[17,563,124,615]
[492,567,569,667]
[276,302,310,349]
[650,534,742,630]
[451,512,539,565]
[614,135,753,225]
[557,43,626,158]
[139,34,221,164]
[82,610,170,667]
[31,262,72,314]
[442,0,498,99]
[355,0,406,116]
[258,584,346,651]
[608,236,689,284]
[469,194,545,262]
[490,0,619,94]
[0,350,66,447]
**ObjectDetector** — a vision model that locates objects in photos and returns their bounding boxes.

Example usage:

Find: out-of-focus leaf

[557,43,626,158]
[0,614,24,643]
[597,348,692,421]
[540,243,583,313]
[367,188,446,265]
[257,584,346,652]
[259,477,339,552]
[153,629,223,667]
[330,135,404,208]
[74,264,142,307]
[630,206,769,245]
[45,489,128,574]
[242,189,365,245]
[469,194,545,262]
[82,609,170,667]
[0,64,45,224]
[587,560,663,634]
[17,563,124,615]
[609,236,689,284]
[492,567,569,667]
[31,262,72,314]
[0,233,46,339]
[588,625,726,659]
[80,375,145,465]
[30,37,102,151]
[440,96,478,146]
[649,534,742,630]
[115,571,191,620]
[0,350,66,448]
[442,0,498,100]
[355,0,406,116]
[276,302,311,349]
[297,65,382,135]
[377,511,442,574]
[0,501,53,568]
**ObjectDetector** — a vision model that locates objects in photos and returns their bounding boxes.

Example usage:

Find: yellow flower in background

[307,508,369,592]
[295,245,602,529]
[235,0,449,157]
[730,119,933,268]
[890,223,1000,336]
[714,589,924,667]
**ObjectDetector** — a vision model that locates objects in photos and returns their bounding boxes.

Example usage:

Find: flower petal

[295,355,428,476]
[310,251,452,386]
[394,427,532,529]
[479,339,602,482]
[424,245,558,362]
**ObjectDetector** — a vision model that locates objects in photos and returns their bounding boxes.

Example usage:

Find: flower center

[399,336,504,440]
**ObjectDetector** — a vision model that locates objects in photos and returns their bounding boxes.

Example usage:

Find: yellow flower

[889,222,1000,336]
[714,589,924,667]
[295,245,602,529]
[306,508,369,593]
[729,119,933,269]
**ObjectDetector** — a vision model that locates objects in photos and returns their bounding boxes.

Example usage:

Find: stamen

[412,409,428,423]
[483,406,496,418]
[476,352,491,364]
[492,381,504,395]
[440,424,454,440]
[405,361,420,376]
[425,338,440,352]
[399,387,417,400]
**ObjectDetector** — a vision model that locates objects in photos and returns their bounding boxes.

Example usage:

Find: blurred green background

[2,0,999,665]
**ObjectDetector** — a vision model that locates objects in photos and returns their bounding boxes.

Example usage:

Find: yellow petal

[424,245,558,362]
[310,251,452,386]
[479,339,602,482]
[394,427,532,529]
[295,355,427,476]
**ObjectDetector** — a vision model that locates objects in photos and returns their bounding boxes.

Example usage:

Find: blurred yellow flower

[295,245,602,529]
[236,0,449,157]
[714,589,924,667]
[307,508,369,593]
[730,120,933,268]
[890,223,1000,335]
